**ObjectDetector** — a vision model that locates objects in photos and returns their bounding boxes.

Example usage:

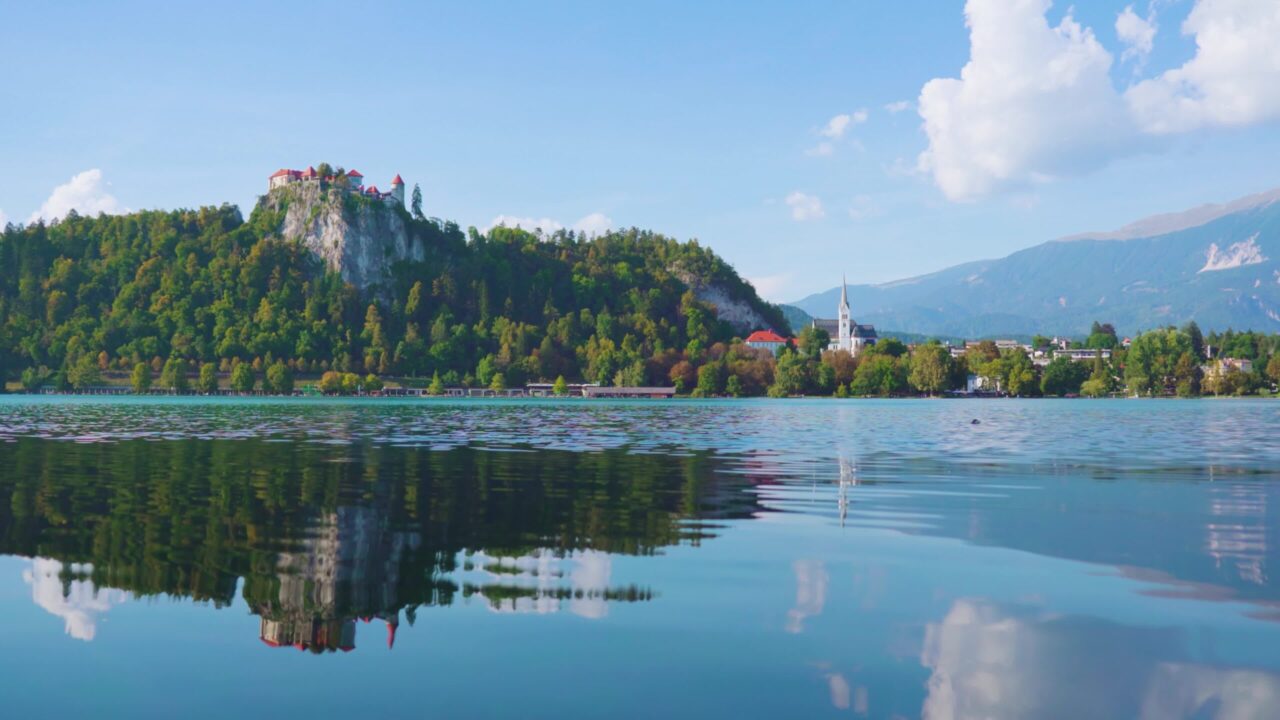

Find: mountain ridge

[788,187,1280,337]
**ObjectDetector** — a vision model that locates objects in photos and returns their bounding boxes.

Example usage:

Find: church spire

[840,274,848,309]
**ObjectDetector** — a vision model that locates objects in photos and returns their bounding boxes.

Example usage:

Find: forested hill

[0,198,788,388]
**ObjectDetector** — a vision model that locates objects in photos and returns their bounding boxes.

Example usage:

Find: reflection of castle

[2,441,754,651]
[255,501,421,653]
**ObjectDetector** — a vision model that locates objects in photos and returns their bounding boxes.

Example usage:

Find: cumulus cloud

[1116,5,1157,64]
[28,169,124,223]
[848,195,883,221]
[917,0,1138,202]
[805,142,835,157]
[572,212,613,236]
[820,110,868,139]
[808,110,869,156]
[746,272,793,301]
[487,215,564,234]
[885,100,913,114]
[785,191,825,221]
[1126,0,1280,134]
[23,558,128,642]
[486,212,612,236]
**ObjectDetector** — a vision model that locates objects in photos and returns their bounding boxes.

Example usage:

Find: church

[811,276,877,355]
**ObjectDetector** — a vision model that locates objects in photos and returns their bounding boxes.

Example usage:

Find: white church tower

[837,274,851,352]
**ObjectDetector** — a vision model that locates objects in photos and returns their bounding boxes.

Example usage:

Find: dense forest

[0,195,789,393]
[2,195,1279,398]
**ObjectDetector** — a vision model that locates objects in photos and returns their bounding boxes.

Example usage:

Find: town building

[811,276,877,355]
[267,167,405,207]
[744,329,790,353]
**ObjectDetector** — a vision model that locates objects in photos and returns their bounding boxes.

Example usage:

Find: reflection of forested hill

[0,440,759,651]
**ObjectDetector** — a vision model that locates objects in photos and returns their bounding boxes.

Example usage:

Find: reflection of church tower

[838,275,851,352]
[256,492,420,652]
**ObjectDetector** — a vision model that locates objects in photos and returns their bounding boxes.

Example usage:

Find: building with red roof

[266,166,406,208]
[745,329,789,352]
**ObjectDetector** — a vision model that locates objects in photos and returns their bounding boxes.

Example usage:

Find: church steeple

[838,273,851,351]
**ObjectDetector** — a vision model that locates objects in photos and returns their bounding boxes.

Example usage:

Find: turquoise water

[1,396,1278,718]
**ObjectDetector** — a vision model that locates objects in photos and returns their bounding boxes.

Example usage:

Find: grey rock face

[670,267,775,333]
[262,182,423,291]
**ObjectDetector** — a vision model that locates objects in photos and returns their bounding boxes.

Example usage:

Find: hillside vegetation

[0,198,789,391]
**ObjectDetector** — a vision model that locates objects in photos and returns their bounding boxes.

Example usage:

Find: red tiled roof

[391,174,403,185]
[746,330,787,344]
[302,166,317,177]
[269,169,297,179]
[347,169,363,178]
[367,186,379,194]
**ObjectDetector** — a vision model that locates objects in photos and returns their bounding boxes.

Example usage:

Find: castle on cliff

[268,166,405,207]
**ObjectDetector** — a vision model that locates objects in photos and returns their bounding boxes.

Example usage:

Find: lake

[2,396,1279,719]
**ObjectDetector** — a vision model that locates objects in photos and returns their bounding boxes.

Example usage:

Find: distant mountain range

[786,188,1280,337]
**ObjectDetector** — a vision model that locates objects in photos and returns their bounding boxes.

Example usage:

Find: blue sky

[2,0,1279,301]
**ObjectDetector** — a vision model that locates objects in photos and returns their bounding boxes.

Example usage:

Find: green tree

[160,357,189,392]
[67,355,102,390]
[21,367,48,392]
[851,354,903,396]
[695,362,724,397]
[198,363,218,394]
[319,371,343,395]
[489,372,506,391]
[552,375,568,396]
[131,362,152,394]
[266,362,294,395]
[1039,356,1088,396]
[908,343,952,395]
[1267,354,1280,388]
[725,374,743,398]
[363,374,383,393]
[231,364,256,393]
[768,349,809,397]
[411,184,424,220]
[428,371,446,396]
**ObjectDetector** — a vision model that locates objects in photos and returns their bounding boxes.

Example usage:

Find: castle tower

[390,174,405,206]
[838,275,851,352]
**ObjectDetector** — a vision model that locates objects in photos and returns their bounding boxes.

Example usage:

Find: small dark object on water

[971,419,981,425]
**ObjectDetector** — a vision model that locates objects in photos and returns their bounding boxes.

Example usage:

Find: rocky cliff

[257,182,424,291]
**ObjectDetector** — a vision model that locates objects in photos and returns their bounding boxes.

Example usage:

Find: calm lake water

[2,396,1279,719]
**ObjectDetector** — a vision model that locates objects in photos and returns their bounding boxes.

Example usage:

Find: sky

[2,0,1279,302]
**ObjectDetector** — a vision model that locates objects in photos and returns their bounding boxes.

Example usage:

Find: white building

[811,276,877,355]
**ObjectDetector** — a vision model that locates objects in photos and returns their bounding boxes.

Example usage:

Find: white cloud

[28,169,123,223]
[487,215,565,234]
[1115,5,1157,64]
[23,558,128,642]
[785,191,825,221]
[486,212,612,236]
[1126,0,1280,134]
[848,195,883,221]
[805,142,835,157]
[820,109,868,139]
[885,100,913,114]
[746,272,793,301]
[572,212,613,236]
[917,0,1138,202]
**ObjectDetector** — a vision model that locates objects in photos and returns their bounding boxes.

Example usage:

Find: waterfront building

[744,330,789,353]
[811,276,877,355]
